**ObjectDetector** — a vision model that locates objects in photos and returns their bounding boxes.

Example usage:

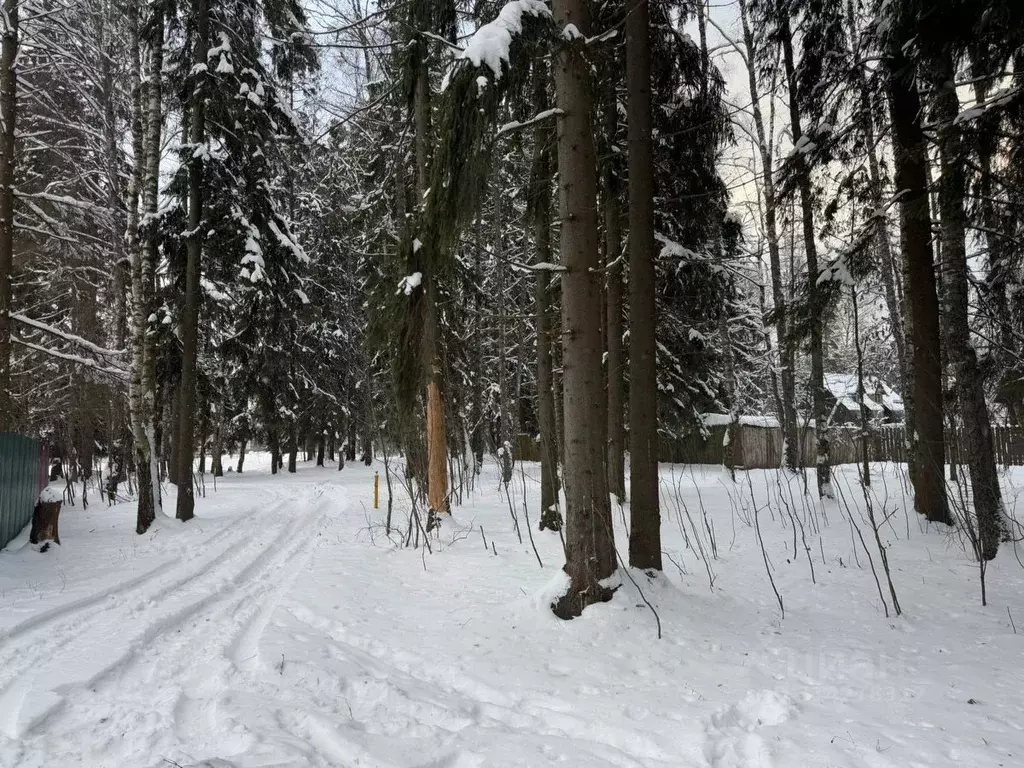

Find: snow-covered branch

[497,108,564,137]
[11,313,127,358]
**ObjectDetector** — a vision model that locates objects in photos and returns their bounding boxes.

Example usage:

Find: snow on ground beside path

[1,455,1023,767]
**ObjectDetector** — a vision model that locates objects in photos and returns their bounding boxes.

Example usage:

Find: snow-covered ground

[1,454,1023,768]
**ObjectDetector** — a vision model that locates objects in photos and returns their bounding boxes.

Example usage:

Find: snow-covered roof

[824,373,904,414]
[701,413,780,429]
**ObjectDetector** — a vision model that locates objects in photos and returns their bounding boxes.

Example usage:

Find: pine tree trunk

[175,0,208,522]
[530,70,561,531]
[886,45,950,525]
[269,426,280,476]
[603,102,626,504]
[719,311,740,481]
[852,287,871,487]
[471,216,485,471]
[553,330,565,469]
[932,54,1004,556]
[237,438,246,473]
[974,73,1019,425]
[362,425,372,466]
[496,184,511,471]
[168,391,180,485]
[780,23,830,497]
[414,56,449,522]
[0,0,17,432]
[626,0,661,571]
[288,424,298,473]
[211,405,223,477]
[738,0,798,470]
[137,6,164,525]
[347,418,357,462]
[316,432,325,467]
[551,0,616,619]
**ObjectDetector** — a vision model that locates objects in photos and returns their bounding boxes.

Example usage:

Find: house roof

[824,373,904,414]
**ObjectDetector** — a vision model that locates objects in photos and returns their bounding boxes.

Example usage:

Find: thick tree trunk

[626,0,661,571]
[886,46,950,525]
[780,23,830,497]
[316,432,325,466]
[738,0,797,470]
[175,0,209,522]
[550,0,616,619]
[932,55,1004,557]
[414,56,449,523]
[135,5,164,527]
[0,0,17,431]
[603,103,626,504]
[237,438,246,473]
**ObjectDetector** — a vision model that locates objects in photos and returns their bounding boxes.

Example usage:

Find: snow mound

[711,690,796,730]
[531,568,570,613]
[38,485,64,504]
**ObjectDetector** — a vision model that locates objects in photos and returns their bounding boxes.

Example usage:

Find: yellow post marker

[374,471,380,510]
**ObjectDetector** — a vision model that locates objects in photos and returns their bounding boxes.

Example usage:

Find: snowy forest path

[0,473,336,766]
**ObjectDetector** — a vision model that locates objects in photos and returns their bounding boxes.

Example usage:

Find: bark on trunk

[530,70,561,531]
[496,184,511,472]
[603,103,626,504]
[626,0,661,570]
[414,55,449,523]
[780,22,830,497]
[470,215,485,471]
[0,0,17,431]
[551,0,616,618]
[175,0,208,521]
[931,54,1004,556]
[211,405,223,477]
[886,45,950,525]
[288,424,298,473]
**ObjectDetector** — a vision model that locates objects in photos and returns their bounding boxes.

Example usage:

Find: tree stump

[30,500,62,549]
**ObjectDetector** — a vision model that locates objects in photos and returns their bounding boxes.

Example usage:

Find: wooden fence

[513,424,1024,469]
[0,433,49,550]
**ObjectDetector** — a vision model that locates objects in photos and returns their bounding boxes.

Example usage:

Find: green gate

[0,433,47,550]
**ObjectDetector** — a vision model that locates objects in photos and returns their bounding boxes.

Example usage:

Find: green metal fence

[0,433,47,550]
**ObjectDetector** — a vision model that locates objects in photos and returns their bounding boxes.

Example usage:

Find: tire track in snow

[0,484,311,744]
[0,482,285,652]
[0,528,263,741]
[7,484,334,766]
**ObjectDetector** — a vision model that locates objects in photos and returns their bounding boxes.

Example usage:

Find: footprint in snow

[703,690,796,768]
